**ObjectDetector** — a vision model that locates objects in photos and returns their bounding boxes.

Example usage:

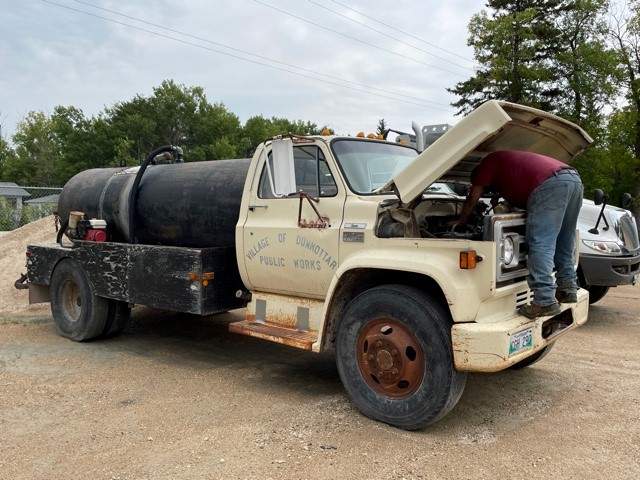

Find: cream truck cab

[19,100,592,430]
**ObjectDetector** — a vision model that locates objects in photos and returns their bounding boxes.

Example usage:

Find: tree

[240,115,325,156]
[107,80,242,162]
[376,119,388,136]
[609,2,640,204]
[553,0,619,130]
[1,80,330,186]
[449,0,572,115]
[0,135,14,180]
[5,111,61,186]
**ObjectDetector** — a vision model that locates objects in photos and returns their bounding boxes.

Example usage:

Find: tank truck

[16,100,592,429]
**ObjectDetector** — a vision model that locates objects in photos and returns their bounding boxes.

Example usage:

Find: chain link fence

[0,185,63,232]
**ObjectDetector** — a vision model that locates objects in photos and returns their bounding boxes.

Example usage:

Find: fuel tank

[57,159,252,248]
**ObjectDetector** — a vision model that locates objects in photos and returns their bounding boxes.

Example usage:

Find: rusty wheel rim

[356,318,425,398]
[61,279,82,323]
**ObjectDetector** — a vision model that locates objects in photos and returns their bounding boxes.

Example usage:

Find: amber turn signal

[460,251,477,269]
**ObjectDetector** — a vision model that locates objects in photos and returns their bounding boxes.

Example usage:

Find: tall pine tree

[448,0,571,115]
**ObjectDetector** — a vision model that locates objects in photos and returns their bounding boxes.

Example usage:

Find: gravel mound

[0,216,58,316]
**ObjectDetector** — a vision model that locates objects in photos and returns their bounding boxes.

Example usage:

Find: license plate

[509,328,533,356]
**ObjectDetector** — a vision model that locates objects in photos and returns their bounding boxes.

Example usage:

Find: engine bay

[376,196,496,241]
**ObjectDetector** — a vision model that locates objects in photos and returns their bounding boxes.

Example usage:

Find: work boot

[518,303,561,319]
[555,290,578,303]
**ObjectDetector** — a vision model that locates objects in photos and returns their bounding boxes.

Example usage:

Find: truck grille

[515,288,533,308]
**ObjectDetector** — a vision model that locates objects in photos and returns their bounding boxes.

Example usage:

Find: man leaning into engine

[450,150,583,319]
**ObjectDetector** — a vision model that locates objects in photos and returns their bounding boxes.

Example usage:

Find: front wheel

[336,285,466,430]
[509,343,554,369]
[50,259,109,341]
[583,285,610,304]
[577,266,610,304]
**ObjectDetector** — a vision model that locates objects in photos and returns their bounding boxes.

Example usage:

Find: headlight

[503,236,515,264]
[582,240,622,255]
[502,233,520,268]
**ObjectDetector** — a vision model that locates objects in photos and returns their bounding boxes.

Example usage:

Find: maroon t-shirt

[472,151,568,209]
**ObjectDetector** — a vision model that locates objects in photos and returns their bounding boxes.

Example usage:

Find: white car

[576,193,640,303]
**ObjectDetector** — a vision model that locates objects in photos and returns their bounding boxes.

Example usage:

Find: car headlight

[582,239,622,255]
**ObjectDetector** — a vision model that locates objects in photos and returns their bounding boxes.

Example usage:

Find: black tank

[57,159,252,248]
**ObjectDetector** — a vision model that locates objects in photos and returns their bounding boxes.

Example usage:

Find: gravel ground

[1,220,639,479]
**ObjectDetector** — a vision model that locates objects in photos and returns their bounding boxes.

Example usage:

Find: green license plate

[509,328,533,356]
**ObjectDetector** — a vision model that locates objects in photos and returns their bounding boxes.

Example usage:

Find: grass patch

[0,316,52,325]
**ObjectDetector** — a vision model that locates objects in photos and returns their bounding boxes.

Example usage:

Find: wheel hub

[61,279,82,323]
[357,318,425,398]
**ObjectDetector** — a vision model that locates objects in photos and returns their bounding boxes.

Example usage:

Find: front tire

[336,285,466,430]
[583,285,610,304]
[509,343,554,369]
[577,266,610,304]
[50,259,109,341]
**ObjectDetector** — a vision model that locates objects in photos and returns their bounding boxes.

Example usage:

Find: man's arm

[448,185,484,227]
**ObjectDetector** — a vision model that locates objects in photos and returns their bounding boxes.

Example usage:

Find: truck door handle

[248,205,268,211]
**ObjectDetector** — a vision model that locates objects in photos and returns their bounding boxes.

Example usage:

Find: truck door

[241,143,344,298]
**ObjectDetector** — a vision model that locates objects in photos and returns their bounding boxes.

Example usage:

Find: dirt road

[1,284,639,480]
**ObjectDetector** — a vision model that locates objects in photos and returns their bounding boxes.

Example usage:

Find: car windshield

[331,139,418,194]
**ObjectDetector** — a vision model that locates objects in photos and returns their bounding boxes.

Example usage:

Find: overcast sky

[1,0,485,140]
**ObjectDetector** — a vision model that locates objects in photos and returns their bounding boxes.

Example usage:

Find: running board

[229,321,318,350]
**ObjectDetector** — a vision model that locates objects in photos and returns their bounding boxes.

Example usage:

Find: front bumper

[451,288,589,372]
[579,252,640,287]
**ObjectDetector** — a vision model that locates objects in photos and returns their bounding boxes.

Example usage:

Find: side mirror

[593,189,604,206]
[621,192,633,210]
[589,189,610,234]
[270,138,296,196]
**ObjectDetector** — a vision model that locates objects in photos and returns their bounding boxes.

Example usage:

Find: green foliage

[0,80,333,186]
[0,136,14,179]
[0,197,18,230]
[450,1,573,114]
[240,115,323,156]
[449,0,617,125]
[454,0,640,217]
[376,119,388,136]
[19,203,56,227]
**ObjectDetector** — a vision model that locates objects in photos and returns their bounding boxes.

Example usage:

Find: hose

[127,145,183,244]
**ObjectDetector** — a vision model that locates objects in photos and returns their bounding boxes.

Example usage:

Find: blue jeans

[525,170,583,306]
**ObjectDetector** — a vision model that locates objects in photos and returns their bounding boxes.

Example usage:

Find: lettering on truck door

[241,144,344,298]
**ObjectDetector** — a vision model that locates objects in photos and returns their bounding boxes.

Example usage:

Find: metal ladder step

[229,320,318,350]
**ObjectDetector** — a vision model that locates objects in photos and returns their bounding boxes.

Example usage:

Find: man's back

[473,151,568,208]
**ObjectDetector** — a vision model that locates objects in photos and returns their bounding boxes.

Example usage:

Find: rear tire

[101,301,131,338]
[336,285,466,430]
[50,259,109,341]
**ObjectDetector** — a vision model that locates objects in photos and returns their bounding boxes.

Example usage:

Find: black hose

[56,219,68,245]
[127,145,176,244]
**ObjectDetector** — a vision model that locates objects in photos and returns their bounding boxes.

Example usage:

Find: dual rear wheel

[50,259,129,341]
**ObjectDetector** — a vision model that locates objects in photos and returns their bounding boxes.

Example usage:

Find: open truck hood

[383,100,593,204]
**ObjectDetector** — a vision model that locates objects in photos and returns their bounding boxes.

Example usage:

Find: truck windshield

[331,139,418,194]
